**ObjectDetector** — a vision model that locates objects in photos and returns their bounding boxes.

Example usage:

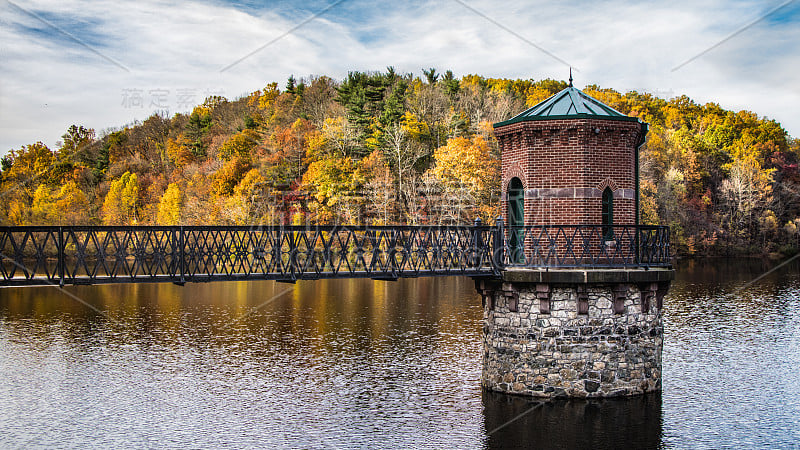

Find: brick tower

[478,76,673,398]
[493,77,648,229]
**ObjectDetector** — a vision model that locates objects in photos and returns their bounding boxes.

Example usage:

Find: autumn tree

[301,76,340,127]
[126,114,171,168]
[380,121,427,220]
[157,182,183,225]
[266,118,317,186]
[524,79,567,106]
[303,154,362,224]
[218,129,259,161]
[58,125,96,168]
[432,134,500,222]
[720,155,774,241]
[212,158,251,197]
[228,169,268,223]
[30,181,91,225]
[320,117,359,157]
[166,136,194,168]
[360,150,395,224]
[102,171,139,225]
[1,142,55,196]
[409,78,450,149]
[0,142,58,224]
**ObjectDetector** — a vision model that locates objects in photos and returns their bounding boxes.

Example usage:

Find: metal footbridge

[0,222,670,287]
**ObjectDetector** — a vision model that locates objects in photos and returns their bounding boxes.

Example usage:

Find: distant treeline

[2,69,798,256]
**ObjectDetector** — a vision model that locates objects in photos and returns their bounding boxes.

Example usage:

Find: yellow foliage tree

[303,156,361,224]
[219,169,267,224]
[31,181,91,224]
[31,185,55,221]
[0,142,55,205]
[6,200,30,225]
[639,180,659,225]
[57,181,91,224]
[211,158,251,197]
[218,129,259,161]
[433,135,498,195]
[166,136,194,168]
[157,183,183,225]
[400,112,430,141]
[102,171,139,225]
[320,117,357,157]
[258,82,280,110]
[525,86,556,107]
[432,135,500,222]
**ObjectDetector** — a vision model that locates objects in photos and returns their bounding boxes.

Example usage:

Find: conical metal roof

[494,86,640,127]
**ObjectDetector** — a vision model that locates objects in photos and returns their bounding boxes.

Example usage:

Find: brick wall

[495,118,645,226]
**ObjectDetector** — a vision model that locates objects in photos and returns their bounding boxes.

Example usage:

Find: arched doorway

[508,177,524,263]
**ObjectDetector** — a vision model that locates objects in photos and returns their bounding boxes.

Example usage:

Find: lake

[1,258,798,448]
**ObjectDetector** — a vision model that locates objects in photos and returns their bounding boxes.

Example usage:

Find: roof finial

[568,67,573,87]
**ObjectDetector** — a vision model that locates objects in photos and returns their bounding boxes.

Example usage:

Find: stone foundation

[477,269,672,398]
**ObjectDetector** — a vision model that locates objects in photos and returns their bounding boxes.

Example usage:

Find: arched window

[602,187,614,240]
[508,178,524,228]
[508,177,524,263]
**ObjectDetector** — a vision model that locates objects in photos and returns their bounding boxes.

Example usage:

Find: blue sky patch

[8,7,110,51]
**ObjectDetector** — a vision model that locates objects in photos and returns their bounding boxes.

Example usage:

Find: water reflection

[1,258,799,448]
[483,392,662,449]
[0,277,488,448]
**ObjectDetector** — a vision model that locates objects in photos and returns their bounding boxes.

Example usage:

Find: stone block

[560,369,578,380]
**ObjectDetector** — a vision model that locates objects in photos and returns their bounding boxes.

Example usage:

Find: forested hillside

[2,69,798,256]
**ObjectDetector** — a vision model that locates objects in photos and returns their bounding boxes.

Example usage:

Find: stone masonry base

[476,269,672,398]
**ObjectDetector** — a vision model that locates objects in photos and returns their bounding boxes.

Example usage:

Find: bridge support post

[476,268,673,398]
[57,226,65,287]
[492,217,505,275]
[178,226,186,285]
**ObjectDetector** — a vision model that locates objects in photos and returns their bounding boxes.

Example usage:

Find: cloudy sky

[1,0,798,154]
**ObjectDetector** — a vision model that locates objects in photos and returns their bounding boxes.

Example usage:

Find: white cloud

[1,0,798,154]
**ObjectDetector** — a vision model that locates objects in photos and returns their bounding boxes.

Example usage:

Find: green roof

[494,86,641,127]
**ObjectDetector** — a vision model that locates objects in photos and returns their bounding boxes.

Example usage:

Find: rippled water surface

[1,258,798,448]
[661,258,800,448]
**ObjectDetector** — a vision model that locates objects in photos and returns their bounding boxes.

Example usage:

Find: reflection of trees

[667,258,799,328]
[0,277,482,363]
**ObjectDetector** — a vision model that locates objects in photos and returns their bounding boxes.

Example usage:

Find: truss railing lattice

[0,223,670,287]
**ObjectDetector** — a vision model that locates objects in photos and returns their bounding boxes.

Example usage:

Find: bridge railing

[499,222,671,269]
[0,223,671,286]
[0,225,498,286]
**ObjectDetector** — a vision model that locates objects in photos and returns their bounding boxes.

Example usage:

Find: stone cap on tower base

[502,268,675,284]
